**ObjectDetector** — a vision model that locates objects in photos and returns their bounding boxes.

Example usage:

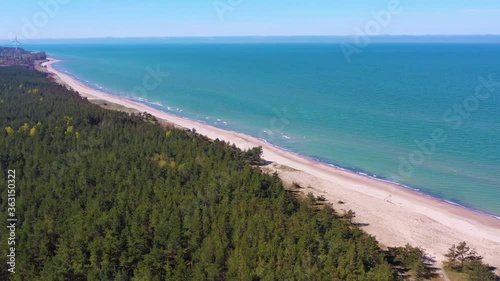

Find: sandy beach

[40,58,500,273]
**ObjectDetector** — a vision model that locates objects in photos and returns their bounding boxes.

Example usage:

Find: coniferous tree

[445,242,482,271]
[467,260,496,281]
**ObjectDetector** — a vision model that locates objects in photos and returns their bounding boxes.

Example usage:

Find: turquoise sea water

[27,43,500,216]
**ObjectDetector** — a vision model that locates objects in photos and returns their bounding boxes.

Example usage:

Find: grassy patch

[444,269,468,281]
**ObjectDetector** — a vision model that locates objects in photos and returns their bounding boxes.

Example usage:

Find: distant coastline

[5,35,500,46]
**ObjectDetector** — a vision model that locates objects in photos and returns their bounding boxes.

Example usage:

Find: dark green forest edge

[0,47,46,67]
[0,66,497,280]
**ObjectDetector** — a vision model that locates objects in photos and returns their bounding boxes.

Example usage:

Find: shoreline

[43,60,500,221]
[39,58,500,271]
[44,59,500,221]
[261,134,500,221]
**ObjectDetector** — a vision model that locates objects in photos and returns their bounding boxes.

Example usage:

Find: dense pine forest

[1,66,408,280]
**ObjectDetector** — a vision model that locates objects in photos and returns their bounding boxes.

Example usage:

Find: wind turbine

[11,35,21,51]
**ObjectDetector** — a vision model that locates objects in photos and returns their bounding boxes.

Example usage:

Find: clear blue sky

[1,0,499,39]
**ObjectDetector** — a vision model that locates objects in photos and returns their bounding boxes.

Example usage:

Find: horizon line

[3,34,500,41]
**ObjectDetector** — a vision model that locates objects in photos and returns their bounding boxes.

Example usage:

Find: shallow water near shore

[28,42,500,216]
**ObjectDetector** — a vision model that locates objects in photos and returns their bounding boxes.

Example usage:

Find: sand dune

[41,58,500,273]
